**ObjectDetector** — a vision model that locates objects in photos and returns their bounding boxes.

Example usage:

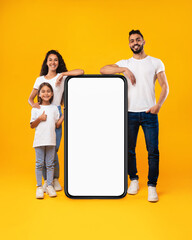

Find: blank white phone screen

[67,76,125,196]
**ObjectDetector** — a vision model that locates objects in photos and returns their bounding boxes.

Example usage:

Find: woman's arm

[62,69,84,76]
[30,111,47,128]
[55,69,84,86]
[28,89,40,108]
[56,111,64,128]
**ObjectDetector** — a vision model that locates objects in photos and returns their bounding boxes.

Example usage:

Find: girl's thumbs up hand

[40,111,47,121]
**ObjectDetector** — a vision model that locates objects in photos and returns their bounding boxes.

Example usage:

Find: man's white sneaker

[43,180,48,193]
[36,186,44,199]
[46,185,57,197]
[128,180,139,195]
[148,186,159,202]
[53,178,62,191]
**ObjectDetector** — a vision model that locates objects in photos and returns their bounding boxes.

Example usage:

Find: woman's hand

[55,74,64,87]
[32,102,40,109]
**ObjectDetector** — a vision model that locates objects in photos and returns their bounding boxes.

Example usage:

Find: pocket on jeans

[148,112,157,116]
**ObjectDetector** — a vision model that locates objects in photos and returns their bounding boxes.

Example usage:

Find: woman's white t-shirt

[116,56,165,112]
[30,105,60,148]
[33,73,67,106]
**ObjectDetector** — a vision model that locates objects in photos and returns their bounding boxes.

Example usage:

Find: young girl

[30,83,64,199]
[28,50,84,191]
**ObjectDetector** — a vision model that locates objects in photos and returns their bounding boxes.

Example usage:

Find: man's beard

[130,44,144,54]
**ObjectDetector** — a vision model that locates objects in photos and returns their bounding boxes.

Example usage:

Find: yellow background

[0,0,192,239]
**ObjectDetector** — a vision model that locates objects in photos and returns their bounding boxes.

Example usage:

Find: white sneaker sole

[127,186,139,195]
[36,194,44,199]
[53,186,62,191]
[127,189,139,195]
[46,192,57,197]
[128,190,138,195]
[148,197,158,202]
[46,190,57,197]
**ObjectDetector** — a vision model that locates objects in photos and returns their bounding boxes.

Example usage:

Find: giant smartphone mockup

[64,75,127,199]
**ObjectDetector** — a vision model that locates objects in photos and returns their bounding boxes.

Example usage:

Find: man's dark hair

[129,30,144,39]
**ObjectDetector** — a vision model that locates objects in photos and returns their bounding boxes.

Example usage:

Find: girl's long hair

[38,82,54,104]
[40,50,68,76]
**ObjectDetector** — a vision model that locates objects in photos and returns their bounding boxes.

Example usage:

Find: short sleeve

[30,108,37,123]
[115,60,127,67]
[154,59,165,74]
[33,77,41,90]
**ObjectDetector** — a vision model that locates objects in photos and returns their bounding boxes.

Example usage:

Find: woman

[28,50,84,191]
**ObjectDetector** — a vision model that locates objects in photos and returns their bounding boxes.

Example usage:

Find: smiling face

[129,33,145,54]
[39,85,53,104]
[46,54,59,72]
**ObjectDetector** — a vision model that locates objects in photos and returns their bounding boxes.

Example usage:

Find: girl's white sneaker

[46,185,57,197]
[53,178,62,191]
[127,180,139,194]
[43,180,47,193]
[148,186,159,202]
[36,186,44,199]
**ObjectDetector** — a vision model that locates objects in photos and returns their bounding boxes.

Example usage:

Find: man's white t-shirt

[116,56,165,112]
[30,105,60,148]
[33,73,67,106]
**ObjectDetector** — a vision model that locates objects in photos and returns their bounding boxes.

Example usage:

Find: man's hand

[100,64,136,85]
[39,111,47,121]
[146,104,161,114]
[123,68,136,85]
[32,102,40,109]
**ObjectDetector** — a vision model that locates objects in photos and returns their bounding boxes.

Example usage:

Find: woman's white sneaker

[128,180,139,194]
[148,186,158,202]
[46,185,57,197]
[36,186,44,199]
[53,178,62,191]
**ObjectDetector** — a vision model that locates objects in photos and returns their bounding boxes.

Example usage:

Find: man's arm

[146,71,169,114]
[100,64,136,85]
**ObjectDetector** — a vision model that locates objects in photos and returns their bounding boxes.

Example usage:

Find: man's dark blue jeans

[128,111,159,187]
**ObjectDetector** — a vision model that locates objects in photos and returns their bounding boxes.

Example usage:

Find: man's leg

[128,112,140,180]
[141,112,159,187]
